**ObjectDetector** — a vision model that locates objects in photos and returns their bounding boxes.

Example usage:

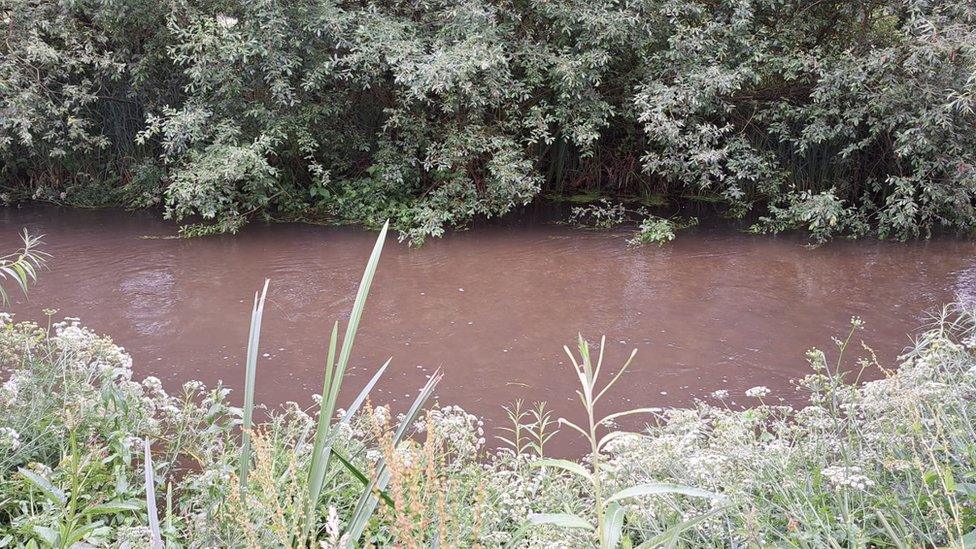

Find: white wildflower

[1,378,19,404]
[822,465,875,492]
[182,380,205,393]
[745,386,770,399]
[319,506,348,548]
[0,427,20,450]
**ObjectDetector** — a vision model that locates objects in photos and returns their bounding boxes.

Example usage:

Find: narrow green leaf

[326,220,389,412]
[307,223,388,540]
[307,358,391,528]
[598,431,639,452]
[145,439,163,549]
[607,483,717,503]
[332,450,395,508]
[531,458,592,481]
[602,502,626,548]
[528,513,593,530]
[599,408,661,427]
[874,510,908,549]
[240,279,269,486]
[86,500,142,516]
[17,469,65,506]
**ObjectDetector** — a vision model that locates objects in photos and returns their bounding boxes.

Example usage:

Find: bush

[2,0,974,241]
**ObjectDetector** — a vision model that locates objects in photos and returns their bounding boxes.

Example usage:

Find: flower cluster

[745,386,770,398]
[821,465,876,493]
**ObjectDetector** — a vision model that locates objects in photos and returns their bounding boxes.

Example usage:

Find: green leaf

[31,526,57,546]
[240,279,269,486]
[528,513,594,530]
[636,507,724,548]
[955,482,976,497]
[144,439,163,548]
[958,528,976,549]
[18,469,66,506]
[531,458,592,481]
[86,500,142,516]
[305,356,390,534]
[607,483,717,504]
[598,431,639,452]
[602,502,626,548]
[332,450,395,508]
[874,510,908,549]
[599,408,661,427]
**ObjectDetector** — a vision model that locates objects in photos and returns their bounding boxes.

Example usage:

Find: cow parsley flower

[745,386,770,398]
[0,427,20,450]
[822,465,875,492]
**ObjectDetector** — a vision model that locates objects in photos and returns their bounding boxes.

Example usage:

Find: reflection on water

[120,267,176,335]
[2,206,975,454]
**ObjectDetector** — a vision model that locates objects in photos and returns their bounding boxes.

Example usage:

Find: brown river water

[2,206,975,455]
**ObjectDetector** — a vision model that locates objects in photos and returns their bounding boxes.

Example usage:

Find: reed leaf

[304,221,389,539]
[331,450,395,508]
[528,513,593,530]
[144,439,163,549]
[304,357,391,537]
[606,483,717,504]
[240,278,269,486]
[531,458,592,481]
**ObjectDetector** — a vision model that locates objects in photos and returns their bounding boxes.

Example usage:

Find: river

[2,206,974,454]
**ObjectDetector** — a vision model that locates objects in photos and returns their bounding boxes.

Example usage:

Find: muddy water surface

[3,207,975,454]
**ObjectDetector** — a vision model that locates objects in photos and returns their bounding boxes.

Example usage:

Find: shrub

[3,0,975,241]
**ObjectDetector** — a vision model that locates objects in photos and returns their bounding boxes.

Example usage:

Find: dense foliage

[2,0,975,241]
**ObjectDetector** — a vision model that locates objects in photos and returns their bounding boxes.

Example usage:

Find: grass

[227,219,447,544]
[524,335,717,548]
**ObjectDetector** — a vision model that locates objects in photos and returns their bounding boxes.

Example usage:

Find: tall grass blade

[144,439,163,549]
[303,221,389,538]
[325,220,389,417]
[345,370,442,546]
[240,278,269,487]
[305,357,391,537]
[606,483,717,503]
[332,450,395,508]
[875,510,908,549]
[529,513,594,530]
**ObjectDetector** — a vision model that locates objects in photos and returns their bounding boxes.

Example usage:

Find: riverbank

[1,306,974,546]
